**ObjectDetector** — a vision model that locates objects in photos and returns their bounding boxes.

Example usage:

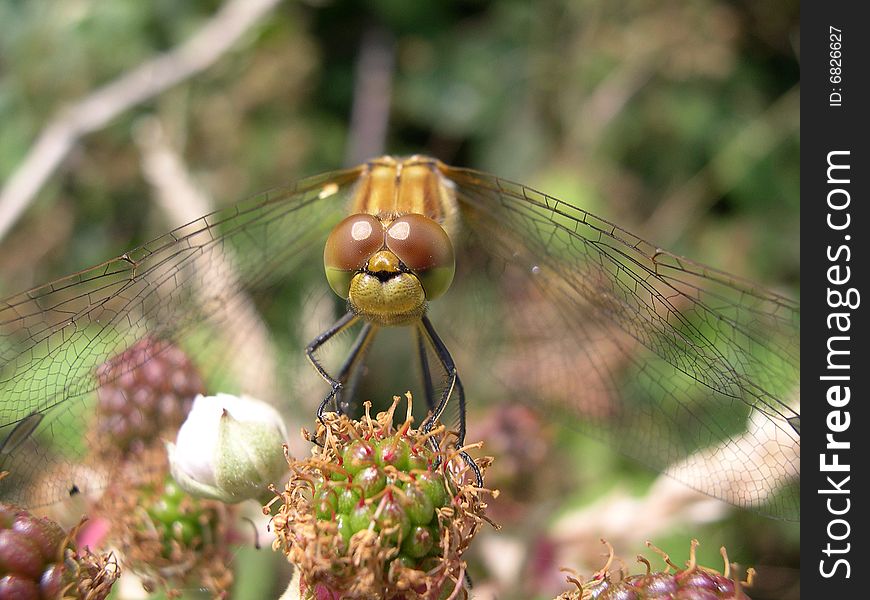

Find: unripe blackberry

[273,394,493,600]
[144,479,219,557]
[100,473,234,598]
[0,502,118,599]
[93,337,204,458]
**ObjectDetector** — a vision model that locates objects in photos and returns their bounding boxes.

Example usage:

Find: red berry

[12,515,66,562]
[39,563,65,599]
[0,575,40,600]
[0,530,44,580]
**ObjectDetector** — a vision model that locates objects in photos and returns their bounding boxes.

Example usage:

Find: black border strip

[802,2,869,596]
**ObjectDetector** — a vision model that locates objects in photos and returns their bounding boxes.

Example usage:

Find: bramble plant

[0,500,118,599]
[95,464,235,598]
[271,394,495,600]
[556,539,755,600]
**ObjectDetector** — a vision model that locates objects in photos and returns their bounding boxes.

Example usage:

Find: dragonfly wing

[440,165,800,520]
[0,167,360,507]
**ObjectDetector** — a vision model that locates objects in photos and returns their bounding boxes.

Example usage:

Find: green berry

[172,520,200,547]
[354,465,386,498]
[336,514,354,545]
[163,479,186,503]
[349,502,376,534]
[407,447,429,471]
[426,526,442,556]
[418,556,442,571]
[337,486,362,514]
[343,439,376,475]
[402,483,435,525]
[147,497,181,524]
[314,486,339,520]
[392,554,418,570]
[375,436,411,471]
[375,499,411,545]
[415,471,449,507]
[401,525,433,558]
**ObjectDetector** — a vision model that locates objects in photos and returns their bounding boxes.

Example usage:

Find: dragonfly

[0,155,800,520]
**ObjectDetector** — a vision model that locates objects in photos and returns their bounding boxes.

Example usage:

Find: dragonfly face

[323,211,455,326]
[0,155,800,521]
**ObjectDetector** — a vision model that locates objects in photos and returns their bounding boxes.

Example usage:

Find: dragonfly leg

[451,378,483,488]
[306,311,360,424]
[334,322,377,414]
[415,327,437,413]
[418,316,466,439]
[418,316,482,487]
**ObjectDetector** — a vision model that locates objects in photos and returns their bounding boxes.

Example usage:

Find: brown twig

[344,25,395,167]
[132,117,283,407]
[0,0,281,242]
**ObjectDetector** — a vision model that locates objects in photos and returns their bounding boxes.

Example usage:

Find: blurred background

[0,0,799,598]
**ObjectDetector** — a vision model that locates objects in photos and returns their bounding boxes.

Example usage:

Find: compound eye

[324,214,384,298]
[386,214,455,299]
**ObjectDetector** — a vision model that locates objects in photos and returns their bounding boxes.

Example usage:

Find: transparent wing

[0,166,361,507]
[438,165,800,520]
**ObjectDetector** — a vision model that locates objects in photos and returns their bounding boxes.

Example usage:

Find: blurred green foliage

[0,0,798,290]
[0,0,799,598]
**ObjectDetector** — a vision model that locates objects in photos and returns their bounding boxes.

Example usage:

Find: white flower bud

[166,393,289,503]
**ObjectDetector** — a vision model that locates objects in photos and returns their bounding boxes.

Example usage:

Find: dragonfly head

[324,213,455,326]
